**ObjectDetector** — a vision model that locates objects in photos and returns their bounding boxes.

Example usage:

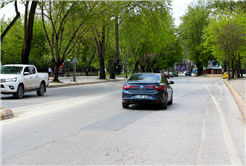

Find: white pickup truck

[1,64,49,99]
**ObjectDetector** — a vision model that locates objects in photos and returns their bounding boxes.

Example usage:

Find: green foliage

[207,0,246,13]
[203,9,246,73]
[179,1,212,68]
[1,17,23,64]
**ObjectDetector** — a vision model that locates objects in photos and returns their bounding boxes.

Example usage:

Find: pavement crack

[195,95,210,165]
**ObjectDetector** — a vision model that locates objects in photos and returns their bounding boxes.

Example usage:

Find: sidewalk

[224,77,246,119]
[48,76,128,88]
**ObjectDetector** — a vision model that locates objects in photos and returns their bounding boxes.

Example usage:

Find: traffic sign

[72,57,78,63]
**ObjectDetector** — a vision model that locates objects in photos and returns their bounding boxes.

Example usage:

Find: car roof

[132,73,161,75]
[3,64,34,67]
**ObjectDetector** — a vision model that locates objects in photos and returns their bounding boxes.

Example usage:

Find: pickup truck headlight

[2,77,17,82]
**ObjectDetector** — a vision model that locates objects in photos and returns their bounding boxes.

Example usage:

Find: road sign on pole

[72,57,79,63]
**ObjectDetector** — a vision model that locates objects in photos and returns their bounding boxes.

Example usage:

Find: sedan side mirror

[169,81,174,84]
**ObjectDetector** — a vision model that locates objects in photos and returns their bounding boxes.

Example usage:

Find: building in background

[204,60,222,74]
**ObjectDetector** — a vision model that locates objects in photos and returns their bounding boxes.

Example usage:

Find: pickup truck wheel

[37,82,45,96]
[14,84,24,99]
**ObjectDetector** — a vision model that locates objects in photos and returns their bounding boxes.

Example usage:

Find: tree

[110,0,173,79]
[179,1,211,75]
[206,0,246,13]
[1,1,20,43]
[40,1,109,82]
[1,18,23,64]
[21,0,38,64]
[203,12,246,80]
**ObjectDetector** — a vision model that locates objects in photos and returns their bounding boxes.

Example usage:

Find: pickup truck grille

[1,79,5,83]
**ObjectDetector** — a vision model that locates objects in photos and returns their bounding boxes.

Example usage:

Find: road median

[47,78,128,88]
[0,107,14,120]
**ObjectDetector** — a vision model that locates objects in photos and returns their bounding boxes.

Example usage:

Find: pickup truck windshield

[1,66,23,74]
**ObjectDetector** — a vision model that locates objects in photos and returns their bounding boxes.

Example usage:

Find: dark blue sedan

[122,73,174,109]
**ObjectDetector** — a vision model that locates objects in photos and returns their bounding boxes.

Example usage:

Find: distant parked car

[185,72,191,76]
[223,72,232,79]
[163,71,169,79]
[122,73,174,109]
[169,72,173,78]
[173,70,178,77]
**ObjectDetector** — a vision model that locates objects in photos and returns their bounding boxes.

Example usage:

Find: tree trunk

[196,61,203,76]
[228,61,231,80]
[132,60,140,74]
[146,60,150,72]
[51,62,60,82]
[21,1,38,64]
[89,51,95,65]
[94,23,106,79]
[239,63,243,77]
[99,58,106,79]
[231,62,235,79]
[224,60,227,72]
[109,15,119,79]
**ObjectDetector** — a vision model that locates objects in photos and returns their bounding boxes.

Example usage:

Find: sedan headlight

[1,77,17,83]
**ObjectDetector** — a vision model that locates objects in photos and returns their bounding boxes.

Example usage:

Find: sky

[0,0,195,27]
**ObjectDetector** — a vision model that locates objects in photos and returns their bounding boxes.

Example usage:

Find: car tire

[13,84,24,99]
[168,93,173,105]
[37,82,45,96]
[160,98,167,109]
[122,103,129,108]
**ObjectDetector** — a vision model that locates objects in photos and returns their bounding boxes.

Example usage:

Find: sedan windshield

[1,66,23,74]
[129,74,160,81]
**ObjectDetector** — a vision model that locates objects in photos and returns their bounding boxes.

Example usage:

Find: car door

[29,66,39,89]
[23,67,32,90]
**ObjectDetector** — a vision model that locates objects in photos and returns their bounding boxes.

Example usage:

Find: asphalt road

[1,77,245,165]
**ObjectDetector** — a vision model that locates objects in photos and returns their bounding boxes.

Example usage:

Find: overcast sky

[0,0,194,27]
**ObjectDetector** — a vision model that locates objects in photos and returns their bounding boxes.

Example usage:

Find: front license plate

[135,95,148,99]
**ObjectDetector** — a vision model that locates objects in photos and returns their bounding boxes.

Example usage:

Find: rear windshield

[129,74,160,81]
[1,66,23,74]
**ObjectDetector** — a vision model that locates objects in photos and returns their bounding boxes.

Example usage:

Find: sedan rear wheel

[13,84,24,99]
[122,103,129,109]
[160,98,167,109]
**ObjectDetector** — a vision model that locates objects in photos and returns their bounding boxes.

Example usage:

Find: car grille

[1,79,6,83]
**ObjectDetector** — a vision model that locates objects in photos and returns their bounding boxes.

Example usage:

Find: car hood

[0,74,20,79]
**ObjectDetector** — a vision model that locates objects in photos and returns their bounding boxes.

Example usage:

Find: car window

[24,67,30,73]
[129,74,160,81]
[29,66,36,74]
[1,66,23,74]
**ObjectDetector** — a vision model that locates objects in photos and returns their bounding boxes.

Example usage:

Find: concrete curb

[0,107,14,120]
[224,80,246,119]
[47,78,128,88]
